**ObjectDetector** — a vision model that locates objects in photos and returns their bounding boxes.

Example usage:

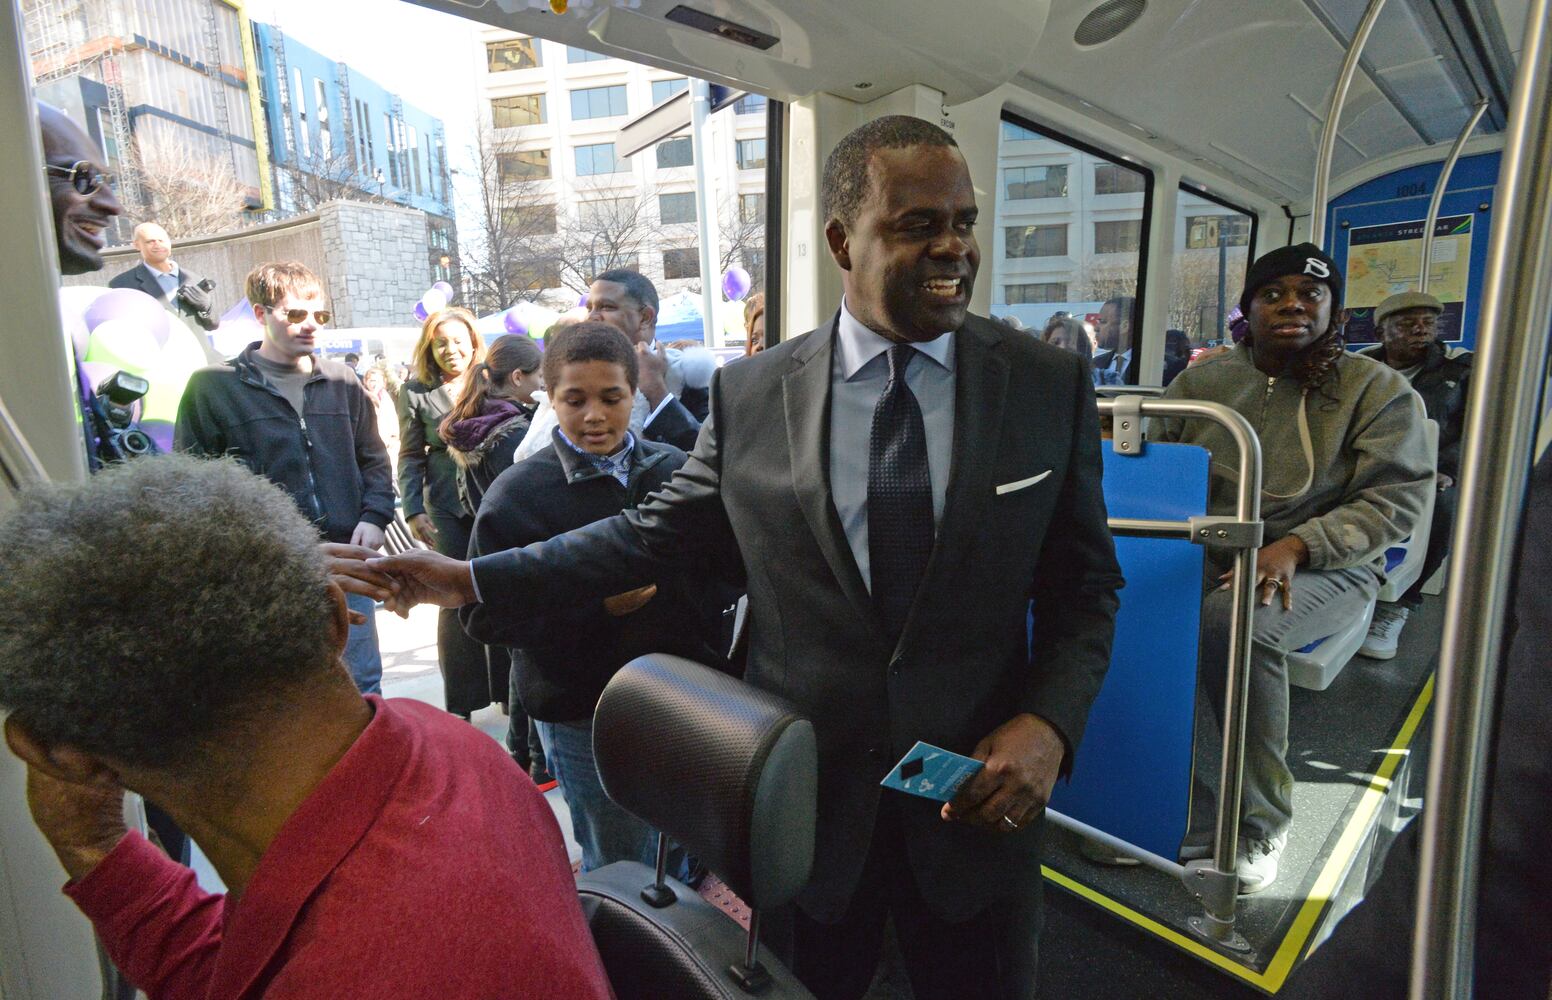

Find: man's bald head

[38,102,122,274]
[133,222,172,270]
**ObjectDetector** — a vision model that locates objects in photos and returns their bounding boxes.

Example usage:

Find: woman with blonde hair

[398,306,493,719]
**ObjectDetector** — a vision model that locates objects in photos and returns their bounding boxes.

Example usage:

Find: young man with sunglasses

[175,262,394,694]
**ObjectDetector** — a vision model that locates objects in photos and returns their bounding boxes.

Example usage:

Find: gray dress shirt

[829,301,956,593]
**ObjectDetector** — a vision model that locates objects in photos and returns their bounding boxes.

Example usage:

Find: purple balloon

[503,308,528,337]
[721,266,751,302]
[432,280,454,299]
[83,288,170,346]
[414,301,429,323]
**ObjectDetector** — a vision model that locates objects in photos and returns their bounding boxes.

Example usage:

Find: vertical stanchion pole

[690,78,720,346]
[1419,99,1488,292]
[1410,3,1552,996]
[1310,0,1388,249]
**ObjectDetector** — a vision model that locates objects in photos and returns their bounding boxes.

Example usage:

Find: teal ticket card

[880,741,983,802]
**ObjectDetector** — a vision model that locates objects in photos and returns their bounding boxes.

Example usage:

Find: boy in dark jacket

[175,262,394,695]
[460,322,729,875]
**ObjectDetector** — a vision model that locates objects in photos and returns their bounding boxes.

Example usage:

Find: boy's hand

[603,584,657,617]
[321,543,397,620]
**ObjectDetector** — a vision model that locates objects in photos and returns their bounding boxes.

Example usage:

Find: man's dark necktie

[868,343,933,643]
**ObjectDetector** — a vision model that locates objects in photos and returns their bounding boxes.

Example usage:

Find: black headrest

[593,654,816,911]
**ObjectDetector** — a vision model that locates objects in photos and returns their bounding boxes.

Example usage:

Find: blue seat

[1047,440,1208,859]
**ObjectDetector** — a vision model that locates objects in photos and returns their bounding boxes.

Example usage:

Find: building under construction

[22,0,272,238]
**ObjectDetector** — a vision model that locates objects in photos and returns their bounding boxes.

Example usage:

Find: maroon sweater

[65,696,614,1000]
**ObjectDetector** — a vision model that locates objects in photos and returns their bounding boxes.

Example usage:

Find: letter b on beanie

[1239,242,1343,317]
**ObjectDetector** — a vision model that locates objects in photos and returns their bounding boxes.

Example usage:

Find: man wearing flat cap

[1357,290,1472,659]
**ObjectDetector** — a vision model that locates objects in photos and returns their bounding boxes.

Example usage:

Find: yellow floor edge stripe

[1043,674,1436,994]
[1261,673,1436,988]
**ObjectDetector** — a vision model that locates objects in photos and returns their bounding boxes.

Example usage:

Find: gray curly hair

[0,454,338,771]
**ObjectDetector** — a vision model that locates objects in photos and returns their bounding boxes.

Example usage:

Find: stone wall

[317,201,429,327]
[66,200,431,329]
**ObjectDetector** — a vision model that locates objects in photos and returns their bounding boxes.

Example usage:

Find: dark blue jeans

[342,591,382,695]
[536,717,691,879]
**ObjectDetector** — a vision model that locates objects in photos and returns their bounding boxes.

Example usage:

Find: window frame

[658,191,697,225]
[574,142,622,176]
[1003,164,1068,201]
[655,136,694,170]
[569,84,629,121]
[662,246,701,280]
[1179,182,1259,260]
[736,137,767,171]
[491,93,546,129]
[998,110,1155,355]
[486,38,541,73]
[651,78,688,105]
[1003,223,1068,259]
[498,147,551,182]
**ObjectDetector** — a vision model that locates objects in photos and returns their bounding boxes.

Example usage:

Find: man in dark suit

[1092,295,1138,384]
[360,115,1122,1000]
[108,222,220,332]
[584,267,705,449]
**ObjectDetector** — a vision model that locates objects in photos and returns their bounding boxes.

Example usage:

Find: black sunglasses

[274,307,332,325]
[46,160,115,196]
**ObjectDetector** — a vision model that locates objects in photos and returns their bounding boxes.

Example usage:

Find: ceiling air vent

[1074,0,1147,46]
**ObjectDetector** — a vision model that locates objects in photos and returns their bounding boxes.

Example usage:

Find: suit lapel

[783,318,878,629]
[895,317,1009,654]
[137,264,169,302]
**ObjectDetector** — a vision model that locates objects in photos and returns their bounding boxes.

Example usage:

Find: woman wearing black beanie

[1146,243,1434,894]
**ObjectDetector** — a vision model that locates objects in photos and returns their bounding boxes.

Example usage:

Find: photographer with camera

[109,222,220,334]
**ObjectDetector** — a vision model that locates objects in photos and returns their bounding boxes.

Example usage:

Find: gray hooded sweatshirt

[1150,344,1433,576]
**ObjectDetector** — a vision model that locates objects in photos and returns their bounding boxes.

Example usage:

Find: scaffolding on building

[269,23,298,212]
[197,0,239,176]
[336,61,357,177]
[390,94,409,198]
[23,0,143,222]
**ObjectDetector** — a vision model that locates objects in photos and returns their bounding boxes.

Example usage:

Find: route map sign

[1343,214,1472,343]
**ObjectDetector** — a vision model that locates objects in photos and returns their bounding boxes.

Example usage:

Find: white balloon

[421,288,449,313]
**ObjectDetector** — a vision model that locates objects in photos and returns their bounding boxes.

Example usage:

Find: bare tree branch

[551,178,663,296]
[457,116,565,314]
[129,134,250,239]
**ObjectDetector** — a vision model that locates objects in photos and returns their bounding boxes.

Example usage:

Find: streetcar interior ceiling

[411,0,1519,207]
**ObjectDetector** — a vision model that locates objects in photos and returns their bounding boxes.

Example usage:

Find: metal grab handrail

[1311,0,1388,248]
[1419,99,1489,292]
[1081,397,1263,946]
[1409,1,1552,996]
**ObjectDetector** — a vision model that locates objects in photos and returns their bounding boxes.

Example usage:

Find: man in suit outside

[108,222,220,333]
[353,115,1123,999]
[585,268,708,446]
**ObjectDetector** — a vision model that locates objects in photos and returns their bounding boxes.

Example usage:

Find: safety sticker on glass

[879,741,984,802]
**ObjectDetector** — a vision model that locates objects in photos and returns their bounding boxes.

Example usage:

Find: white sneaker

[1237,832,1288,895]
[1360,604,1410,660]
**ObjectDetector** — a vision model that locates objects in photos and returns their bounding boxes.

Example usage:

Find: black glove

[176,282,212,313]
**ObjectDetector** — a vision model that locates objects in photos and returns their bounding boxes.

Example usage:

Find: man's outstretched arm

[370,370,738,619]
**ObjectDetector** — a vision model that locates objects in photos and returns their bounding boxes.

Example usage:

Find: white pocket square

[996,470,1052,495]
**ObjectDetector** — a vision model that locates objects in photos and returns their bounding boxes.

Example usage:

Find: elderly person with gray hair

[0,455,612,1000]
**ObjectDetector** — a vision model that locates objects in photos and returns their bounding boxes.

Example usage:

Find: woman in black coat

[398,306,494,719]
